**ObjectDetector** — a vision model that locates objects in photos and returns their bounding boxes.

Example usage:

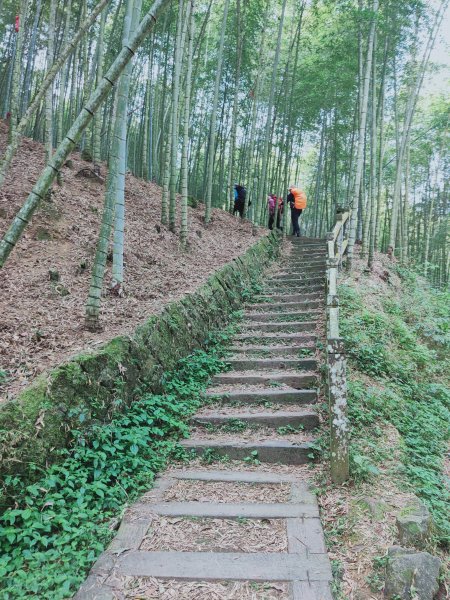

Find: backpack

[237,186,246,202]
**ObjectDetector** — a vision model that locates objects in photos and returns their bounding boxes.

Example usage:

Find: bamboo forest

[0,0,449,599]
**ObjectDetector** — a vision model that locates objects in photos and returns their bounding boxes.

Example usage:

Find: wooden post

[327,337,349,484]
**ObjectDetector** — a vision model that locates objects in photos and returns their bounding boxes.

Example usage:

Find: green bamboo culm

[0,0,110,189]
[0,0,171,269]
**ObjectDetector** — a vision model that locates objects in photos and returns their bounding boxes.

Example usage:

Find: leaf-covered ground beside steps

[0,121,263,402]
[317,250,449,599]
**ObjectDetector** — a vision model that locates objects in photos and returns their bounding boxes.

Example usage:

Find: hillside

[0,122,262,402]
[319,252,450,598]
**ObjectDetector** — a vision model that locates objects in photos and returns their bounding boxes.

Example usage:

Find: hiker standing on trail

[276,196,284,230]
[233,184,247,218]
[287,184,307,237]
[267,194,276,230]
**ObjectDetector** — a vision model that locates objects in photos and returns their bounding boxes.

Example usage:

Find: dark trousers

[268,213,275,230]
[276,211,282,230]
[291,207,303,236]
[234,200,244,218]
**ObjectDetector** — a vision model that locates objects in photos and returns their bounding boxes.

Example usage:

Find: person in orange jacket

[287,184,307,237]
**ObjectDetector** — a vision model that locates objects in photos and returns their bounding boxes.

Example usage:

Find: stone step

[205,388,317,404]
[225,357,317,371]
[254,292,322,303]
[280,266,326,273]
[211,373,317,388]
[227,345,315,357]
[233,333,317,344]
[274,268,326,277]
[283,254,327,261]
[267,275,324,284]
[192,409,319,429]
[283,258,326,265]
[139,501,319,519]
[290,248,326,253]
[244,310,321,322]
[181,439,316,465]
[265,280,324,288]
[263,285,324,294]
[116,550,332,582]
[246,300,322,312]
[240,321,317,333]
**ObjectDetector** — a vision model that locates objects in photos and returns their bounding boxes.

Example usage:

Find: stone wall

[0,233,279,482]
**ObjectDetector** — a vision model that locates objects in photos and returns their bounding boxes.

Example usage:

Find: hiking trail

[76,237,333,600]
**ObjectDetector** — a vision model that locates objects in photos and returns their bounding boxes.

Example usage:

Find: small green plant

[223,419,248,433]
[277,424,304,435]
[243,450,260,465]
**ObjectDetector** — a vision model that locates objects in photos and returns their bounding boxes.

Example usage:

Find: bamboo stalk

[0,0,171,268]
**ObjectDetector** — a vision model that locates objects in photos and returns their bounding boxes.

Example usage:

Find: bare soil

[162,480,291,503]
[119,577,290,599]
[0,122,263,402]
[139,515,288,553]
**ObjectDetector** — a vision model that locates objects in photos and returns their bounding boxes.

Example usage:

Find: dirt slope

[0,121,263,401]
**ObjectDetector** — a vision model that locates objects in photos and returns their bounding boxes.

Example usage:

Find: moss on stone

[0,233,280,485]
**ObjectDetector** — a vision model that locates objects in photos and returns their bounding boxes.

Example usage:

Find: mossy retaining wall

[0,233,279,483]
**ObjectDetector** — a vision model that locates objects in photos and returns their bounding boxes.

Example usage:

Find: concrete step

[225,357,317,371]
[246,300,322,312]
[265,280,324,287]
[205,388,318,404]
[116,549,331,582]
[243,310,321,322]
[267,275,324,284]
[233,333,317,344]
[181,439,316,465]
[240,321,317,333]
[191,409,319,429]
[227,345,315,356]
[254,292,322,303]
[211,373,317,388]
[274,269,326,277]
[263,285,324,294]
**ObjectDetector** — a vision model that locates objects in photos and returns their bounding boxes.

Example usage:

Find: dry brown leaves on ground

[317,425,419,600]
[120,577,290,599]
[162,480,291,503]
[139,515,288,553]
[0,122,264,402]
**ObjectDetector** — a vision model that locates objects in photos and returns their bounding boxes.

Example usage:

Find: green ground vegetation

[0,323,239,599]
[339,266,449,547]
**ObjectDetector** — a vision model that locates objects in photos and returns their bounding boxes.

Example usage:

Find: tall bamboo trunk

[93,5,107,169]
[110,0,143,293]
[181,1,195,247]
[9,0,29,144]
[255,0,287,228]
[204,0,230,224]
[347,0,378,269]
[0,0,110,189]
[169,0,187,232]
[45,0,57,162]
[0,0,171,270]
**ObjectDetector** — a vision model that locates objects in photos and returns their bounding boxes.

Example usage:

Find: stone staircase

[75,237,333,600]
[182,236,326,466]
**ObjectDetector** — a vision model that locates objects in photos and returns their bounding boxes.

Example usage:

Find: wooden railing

[325,208,350,484]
